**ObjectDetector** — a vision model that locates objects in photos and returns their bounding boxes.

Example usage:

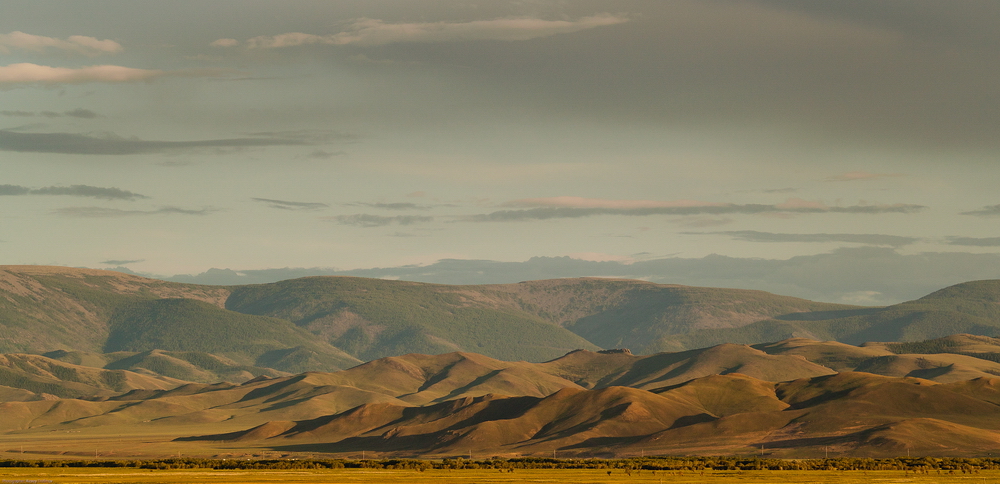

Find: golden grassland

[1,468,999,484]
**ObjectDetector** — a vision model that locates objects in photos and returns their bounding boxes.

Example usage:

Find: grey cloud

[468,203,925,221]
[329,213,433,227]
[961,204,1000,217]
[345,202,430,211]
[163,247,1000,306]
[64,108,98,119]
[0,109,99,118]
[303,150,346,159]
[0,184,146,200]
[101,259,144,265]
[0,185,31,196]
[689,230,920,247]
[246,130,355,143]
[55,206,215,217]
[252,198,328,210]
[0,130,308,155]
[946,237,1000,247]
[359,1,1000,151]
[763,188,797,194]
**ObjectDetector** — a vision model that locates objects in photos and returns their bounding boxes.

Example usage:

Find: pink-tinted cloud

[0,63,229,87]
[0,63,163,85]
[0,31,122,56]
[246,14,628,48]
[210,38,240,48]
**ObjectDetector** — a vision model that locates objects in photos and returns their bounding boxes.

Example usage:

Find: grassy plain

[0,468,997,484]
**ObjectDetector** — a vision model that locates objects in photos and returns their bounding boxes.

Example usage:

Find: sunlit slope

[176,372,1000,458]
[44,349,290,383]
[0,353,183,401]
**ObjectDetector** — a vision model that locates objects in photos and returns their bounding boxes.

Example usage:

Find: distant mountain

[10,265,1000,374]
[0,266,360,373]
[223,276,855,359]
[670,280,1000,349]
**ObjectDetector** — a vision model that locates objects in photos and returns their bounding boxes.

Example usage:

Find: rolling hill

[9,265,1000,382]
[1,335,1000,457]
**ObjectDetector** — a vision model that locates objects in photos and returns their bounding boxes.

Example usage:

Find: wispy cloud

[0,63,163,86]
[302,149,346,159]
[327,213,433,227]
[210,38,240,48]
[1,108,98,118]
[0,31,122,56]
[826,171,903,182]
[0,130,308,155]
[251,198,328,210]
[0,184,147,200]
[945,236,1000,247]
[0,63,229,87]
[961,204,1000,217]
[345,202,431,211]
[687,230,920,247]
[469,197,925,221]
[55,206,215,217]
[241,14,628,48]
[101,259,144,265]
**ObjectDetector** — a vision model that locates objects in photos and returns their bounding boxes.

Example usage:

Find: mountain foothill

[3,265,1000,458]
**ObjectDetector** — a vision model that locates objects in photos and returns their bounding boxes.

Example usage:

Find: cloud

[0,63,164,86]
[101,259,144,266]
[0,63,230,87]
[670,217,734,228]
[302,149,346,159]
[945,237,1000,247]
[0,108,99,118]
[0,130,308,155]
[826,171,903,181]
[63,108,98,119]
[688,230,920,247]
[327,213,433,227]
[0,184,147,200]
[210,38,240,48]
[245,14,628,48]
[55,206,215,217]
[0,31,122,56]
[345,202,430,211]
[469,197,925,221]
[503,196,725,210]
[251,198,328,210]
[961,204,1000,217]
[762,188,797,194]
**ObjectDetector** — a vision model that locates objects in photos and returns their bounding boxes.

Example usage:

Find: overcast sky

[3,1,1000,305]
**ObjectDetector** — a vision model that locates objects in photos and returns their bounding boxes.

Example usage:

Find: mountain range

[9,265,1000,375]
[5,265,1000,457]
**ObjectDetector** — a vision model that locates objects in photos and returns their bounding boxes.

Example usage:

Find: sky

[3,0,1000,305]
